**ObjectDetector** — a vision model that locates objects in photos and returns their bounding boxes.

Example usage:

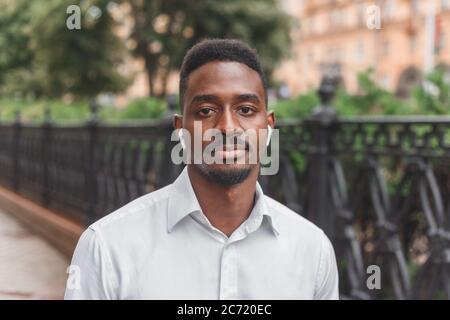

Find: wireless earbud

[266,125,273,146]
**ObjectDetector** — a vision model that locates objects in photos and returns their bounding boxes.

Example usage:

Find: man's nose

[215,109,241,134]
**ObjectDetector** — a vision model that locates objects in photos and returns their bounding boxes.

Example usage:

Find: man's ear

[267,110,275,129]
[173,114,183,130]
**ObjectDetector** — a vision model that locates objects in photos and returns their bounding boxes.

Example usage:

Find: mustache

[210,133,251,151]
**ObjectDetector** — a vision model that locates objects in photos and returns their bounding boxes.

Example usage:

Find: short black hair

[179,38,268,109]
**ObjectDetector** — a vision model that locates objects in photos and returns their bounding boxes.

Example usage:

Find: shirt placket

[219,242,238,300]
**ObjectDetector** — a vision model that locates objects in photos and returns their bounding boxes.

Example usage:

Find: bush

[272,90,319,119]
[0,97,91,122]
[273,68,448,118]
[1,67,448,123]
[0,97,168,122]
[412,68,450,115]
[334,69,413,116]
[118,98,167,120]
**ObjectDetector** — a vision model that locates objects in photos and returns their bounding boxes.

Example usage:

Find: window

[357,4,366,25]
[356,42,365,62]
[384,0,396,20]
[410,35,417,54]
[439,32,446,50]
[309,16,316,34]
[329,9,346,29]
[334,46,344,63]
[382,40,390,56]
[330,10,339,28]
[306,49,314,64]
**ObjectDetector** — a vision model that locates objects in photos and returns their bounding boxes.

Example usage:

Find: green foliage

[412,67,450,115]
[0,0,129,99]
[2,67,449,123]
[188,0,294,86]
[1,0,293,99]
[334,69,413,116]
[272,90,319,118]
[118,98,167,120]
[0,97,167,122]
[127,0,294,96]
[274,68,450,119]
[0,97,91,122]
[0,1,34,96]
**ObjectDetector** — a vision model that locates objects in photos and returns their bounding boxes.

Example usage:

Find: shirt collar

[167,167,203,233]
[253,182,280,236]
[167,166,280,236]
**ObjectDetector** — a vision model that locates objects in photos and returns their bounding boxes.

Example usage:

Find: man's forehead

[185,61,265,102]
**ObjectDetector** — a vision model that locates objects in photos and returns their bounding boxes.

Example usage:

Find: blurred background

[0,0,449,300]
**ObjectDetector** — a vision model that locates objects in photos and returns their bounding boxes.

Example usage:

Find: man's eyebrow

[234,94,261,104]
[190,94,220,105]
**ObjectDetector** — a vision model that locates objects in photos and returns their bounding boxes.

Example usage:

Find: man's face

[174,61,275,186]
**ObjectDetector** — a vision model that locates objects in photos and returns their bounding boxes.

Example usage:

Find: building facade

[276,0,450,97]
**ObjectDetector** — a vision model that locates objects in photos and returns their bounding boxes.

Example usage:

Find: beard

[194,163,254,187]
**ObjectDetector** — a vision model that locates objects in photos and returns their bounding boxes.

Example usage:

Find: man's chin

[195,163,255,186]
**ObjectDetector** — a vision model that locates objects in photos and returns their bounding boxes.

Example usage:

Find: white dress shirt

[64,167,339,300]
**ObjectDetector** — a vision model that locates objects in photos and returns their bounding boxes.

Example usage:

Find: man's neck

[187,165,259,237]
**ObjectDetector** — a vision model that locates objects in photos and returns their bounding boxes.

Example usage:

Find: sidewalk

[0,208,69,299]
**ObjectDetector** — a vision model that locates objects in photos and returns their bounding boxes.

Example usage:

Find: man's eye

[198,108,214,116]
[239,106,254,115]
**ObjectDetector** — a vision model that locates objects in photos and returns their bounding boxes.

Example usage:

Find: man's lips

[221,144,247,150]
[213,144,249,159]
[215,148,246,159]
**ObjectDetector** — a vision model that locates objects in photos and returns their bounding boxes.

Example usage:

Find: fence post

[86,100,99,225]
[12,109,21,191]
[41,106,52,205]
[304,75,339,241]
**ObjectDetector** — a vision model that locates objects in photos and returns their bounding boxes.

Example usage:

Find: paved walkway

[0,209,69,299]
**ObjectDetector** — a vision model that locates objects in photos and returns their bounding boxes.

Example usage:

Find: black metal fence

[0,93,449,299]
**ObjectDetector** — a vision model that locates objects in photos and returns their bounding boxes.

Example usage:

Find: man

[64,39,339,300]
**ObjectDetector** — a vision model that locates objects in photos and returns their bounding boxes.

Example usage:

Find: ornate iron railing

[0,99,449,299]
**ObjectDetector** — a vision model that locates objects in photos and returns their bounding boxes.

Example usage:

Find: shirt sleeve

[313,231,339,300]
[64,227,117,300]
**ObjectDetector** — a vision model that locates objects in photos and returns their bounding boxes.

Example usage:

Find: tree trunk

[160,70,169,98]
[145,58,155,97]
[147,70,154,97]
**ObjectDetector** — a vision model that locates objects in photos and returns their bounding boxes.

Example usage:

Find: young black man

[65,39,339,300]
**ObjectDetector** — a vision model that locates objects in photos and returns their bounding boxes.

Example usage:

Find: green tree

[0,0,34,97]
[334,69,412,116]
[273,69,415,119]
[0,0,128,99]
[126,0,293,97]
[412,66,450,115]
[272,90,319,118]
[119,97,166,120]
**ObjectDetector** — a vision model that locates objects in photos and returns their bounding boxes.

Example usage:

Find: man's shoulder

[263,195,325,240]
[88,184,173,234]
